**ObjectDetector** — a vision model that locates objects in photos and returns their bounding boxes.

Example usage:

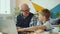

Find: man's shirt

[16,13,34,28]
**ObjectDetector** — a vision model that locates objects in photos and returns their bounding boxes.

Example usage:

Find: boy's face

[38,14,45,21]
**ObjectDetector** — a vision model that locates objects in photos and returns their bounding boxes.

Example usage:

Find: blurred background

[0,0,60,34]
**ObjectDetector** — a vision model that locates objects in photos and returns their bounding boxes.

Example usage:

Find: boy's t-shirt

[37,19,53,31]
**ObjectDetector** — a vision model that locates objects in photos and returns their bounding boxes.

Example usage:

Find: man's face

[20,4,30,17]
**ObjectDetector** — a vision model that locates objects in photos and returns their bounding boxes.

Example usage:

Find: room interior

[0,0,60,34]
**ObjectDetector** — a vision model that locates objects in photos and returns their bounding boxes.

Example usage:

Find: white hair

[19,3,29,10]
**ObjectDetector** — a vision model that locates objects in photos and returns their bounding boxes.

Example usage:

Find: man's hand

[17,27,22,29]
[17,27,25,32]
[17,28,25,32]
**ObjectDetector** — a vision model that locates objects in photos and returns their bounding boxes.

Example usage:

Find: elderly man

[16,4,34,34]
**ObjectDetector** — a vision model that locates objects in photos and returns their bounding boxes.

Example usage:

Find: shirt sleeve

[16,16,20,27]
[37,20,42,26]
[29,16,37,27]
[43,21,52,30]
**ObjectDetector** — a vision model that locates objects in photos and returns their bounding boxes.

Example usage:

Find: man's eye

[21,10,24,11]
[26,10,29,11]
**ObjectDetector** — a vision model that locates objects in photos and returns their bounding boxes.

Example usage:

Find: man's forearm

[22,26,40,31]
[24,26,46,31]
[17,27,22,29]
[16,26,46,32]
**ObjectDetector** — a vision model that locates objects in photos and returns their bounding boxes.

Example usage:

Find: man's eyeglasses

[20,9,29,12]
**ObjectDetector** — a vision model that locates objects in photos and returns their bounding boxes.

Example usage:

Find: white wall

[31,0,60,10]
[0,0,10,14]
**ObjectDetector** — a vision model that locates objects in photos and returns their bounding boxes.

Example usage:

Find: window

[0,0,10,14]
